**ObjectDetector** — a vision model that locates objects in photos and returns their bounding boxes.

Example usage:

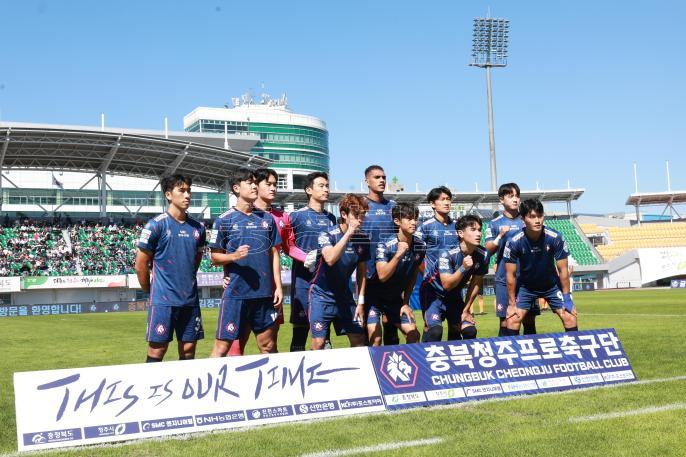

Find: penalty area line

[300,437,444,457]
[569,402,686,423]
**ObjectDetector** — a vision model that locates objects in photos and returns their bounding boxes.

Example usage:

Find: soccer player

[422,214,489,342]
[209,167,283,357]
[227,167,308,355]
[503,199,578,335]
[368,202,425,345]
[361,164,398,345]
[309,193,369,350]
[135,174,206,362]
[288,172,337,351]
[484,183,539,335]
[416,187,459,334]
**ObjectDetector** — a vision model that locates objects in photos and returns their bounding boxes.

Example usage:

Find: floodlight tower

[470,16,509,192]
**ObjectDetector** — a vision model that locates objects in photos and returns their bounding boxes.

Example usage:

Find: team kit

[135,166,578,362]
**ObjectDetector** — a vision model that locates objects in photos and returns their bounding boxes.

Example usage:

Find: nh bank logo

[380,351,419,388]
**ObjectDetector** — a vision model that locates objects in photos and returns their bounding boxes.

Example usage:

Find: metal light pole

[470,16,509,192]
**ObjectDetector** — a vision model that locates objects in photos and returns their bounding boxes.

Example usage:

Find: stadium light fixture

[469,16,509,192]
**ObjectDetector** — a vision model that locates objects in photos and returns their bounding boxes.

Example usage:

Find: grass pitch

[1,289,685,456]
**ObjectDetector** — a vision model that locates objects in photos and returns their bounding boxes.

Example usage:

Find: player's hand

[499,226,511,236]
[273,286,283,309]
[461,310,475,325]
[506,302,519,320]
[304,249,318,272]
[233,244,249,261]
[462,255,473,270]
[347,217,361,234]
[400,304,415,323]
[354,303,365,326]
[222,276,229,290]
[563,293,577,317]
[396,241,410,257]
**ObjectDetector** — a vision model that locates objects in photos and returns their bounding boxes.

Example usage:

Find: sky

[0,0,684,214]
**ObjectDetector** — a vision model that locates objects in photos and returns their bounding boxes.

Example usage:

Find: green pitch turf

[1,289,685,456]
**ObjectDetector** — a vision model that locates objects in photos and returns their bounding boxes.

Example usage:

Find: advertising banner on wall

[23,275,127,290]
[369,329,635,409]
[0,277,21,293]
[637,247,686,284]
[14,347,384,451]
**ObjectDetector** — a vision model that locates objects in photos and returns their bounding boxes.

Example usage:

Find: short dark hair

[254,167,279,185]
[456,214,482,232]
[427,186,452,203]
[392,202,419,220]
[339,193,369,217]
[304,172,329,192]
[498,182,521,198]
[519,199,545,217]
[230,167,256,196]
[364,165,384,177]
[160,174,192,202]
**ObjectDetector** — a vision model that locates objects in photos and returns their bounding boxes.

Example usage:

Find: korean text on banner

[369,329,635,409]
[14,347,384,451]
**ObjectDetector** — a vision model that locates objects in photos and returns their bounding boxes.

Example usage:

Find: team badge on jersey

[262,221,269,229]
[193,229,200,240]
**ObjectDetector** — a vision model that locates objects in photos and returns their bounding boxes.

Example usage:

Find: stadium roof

[625,191,686,206]
[0,122,269,190]
[274,188,585,206]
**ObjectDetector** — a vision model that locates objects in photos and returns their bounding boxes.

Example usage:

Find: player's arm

[321,229,355,266]
[440,253,473,291]
[375,241,409,282]
[195,227,207,272]
[462,275,483,324]
[400,264,420,322]
[282,213,308,263]
[354,260,367,324]
[485,224,509,255]
[135,248,153,293]
[271,246,284,308]
[208,221,249,265]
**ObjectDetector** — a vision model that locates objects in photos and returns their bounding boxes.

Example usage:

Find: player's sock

[290,326,308,352]
[422,325,443,342]
[461,326,477,339]
[564,326,578,332]
[498,318,507,337]
[523,322,537,335]
[383,321,400,346]
[146,355,162,363]
[447,328,462,341]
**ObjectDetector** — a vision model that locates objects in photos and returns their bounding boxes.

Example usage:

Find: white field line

[583,313,685,317]
[569,402,686,423]
[300,437,444,457]
[3,376,685,457]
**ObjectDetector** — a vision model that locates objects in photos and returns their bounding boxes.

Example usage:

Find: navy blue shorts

[495,282,541,318]
[217,297,278,341]
[516,285,564,311]
[146,305,203,343]
[309,293,364,339]
[420,283,463,329]
[289,276,311,326]
[366,296,413,326]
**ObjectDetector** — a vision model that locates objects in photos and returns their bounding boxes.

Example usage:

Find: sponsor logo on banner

[0,277,21,293]
[369,329,636,410]
[14,347,383,451]
[23,275,127,290]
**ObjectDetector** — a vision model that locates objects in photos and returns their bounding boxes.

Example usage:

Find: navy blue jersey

[289,206,337,278]
[138,213,206,307]
[361,198,396,277]
[310,227,371,303]
[209,208,281,299]
[436,245,489,297]
[373,234,426,301]
[485,214,525,284]
[503,227,569,292]
[416,216,459,283]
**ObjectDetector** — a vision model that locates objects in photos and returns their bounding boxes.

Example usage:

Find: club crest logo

[193,229,200,240]
[380,351,419,388]
[226,322,236,333]
[262,221,269,229]
[155,324,166,335]
[314,321,324,331]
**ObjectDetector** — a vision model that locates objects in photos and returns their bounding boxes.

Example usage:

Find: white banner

[22,275,127,290]
[0,276,21,293]
[637,248,686,284]
[14,347,384,451]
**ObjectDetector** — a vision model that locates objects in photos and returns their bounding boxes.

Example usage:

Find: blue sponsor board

[247,405,294,421]
[23,428,82,447]
[294,400,340,415]
[83,422,140,439]
[141,416,194,433]
[338,396,384,410]
[671,279,686,289]
[369,328,635,409]
[195,410,246,426]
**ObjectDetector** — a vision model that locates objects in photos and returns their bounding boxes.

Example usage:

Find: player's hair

[339,193,369,218]
[254,167,278,185]
[392,202,419,220]
[364,165,384,177]
[519,199,545,217]
[456,214,482,232]
[304,171,329,192]
[427,186,452,203]
[229,167,256,196]
[160,174,192,202]
[498,182,521,198]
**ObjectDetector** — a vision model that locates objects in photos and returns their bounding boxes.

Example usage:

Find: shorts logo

[379,351,419,388]
[497,303,503,311]
[369,310,376,317]
[155,324,166,335]
[431,313,440,321]
[226,322,236,333]
[314,321,324,331]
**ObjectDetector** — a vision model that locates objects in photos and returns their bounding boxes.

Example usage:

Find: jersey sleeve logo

[139,229,151,245]
[503,245,512,259]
